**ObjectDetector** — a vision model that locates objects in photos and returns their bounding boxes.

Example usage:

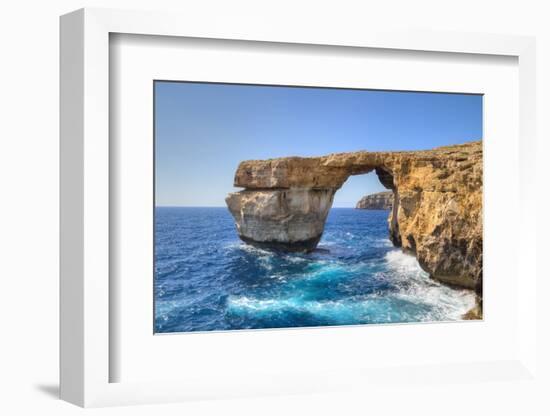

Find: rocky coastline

[355,191,393,210]
[225,141,483,317]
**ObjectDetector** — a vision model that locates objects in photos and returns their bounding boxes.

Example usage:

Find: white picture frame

[60,7,538,407]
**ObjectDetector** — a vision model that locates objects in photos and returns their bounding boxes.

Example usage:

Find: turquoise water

[154,207,475,333]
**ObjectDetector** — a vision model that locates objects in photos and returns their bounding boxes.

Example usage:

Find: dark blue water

[154,207,474,333]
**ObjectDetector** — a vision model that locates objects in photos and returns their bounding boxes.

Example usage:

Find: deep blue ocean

[154,207,475,333]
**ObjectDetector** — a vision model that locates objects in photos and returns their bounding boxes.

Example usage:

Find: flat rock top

[356,191,394,209]
[234,141,482,189]
[357,191,393,197]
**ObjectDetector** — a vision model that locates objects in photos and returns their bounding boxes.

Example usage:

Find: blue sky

[155,82,482,207]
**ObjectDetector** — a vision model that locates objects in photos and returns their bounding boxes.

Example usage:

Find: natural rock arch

[226,141,482,292]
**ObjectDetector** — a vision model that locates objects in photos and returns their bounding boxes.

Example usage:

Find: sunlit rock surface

[356,191,394,210]
[225,189,335,252]
[226,141,482,292]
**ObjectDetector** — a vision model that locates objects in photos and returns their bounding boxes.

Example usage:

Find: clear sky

[155,81,482,207]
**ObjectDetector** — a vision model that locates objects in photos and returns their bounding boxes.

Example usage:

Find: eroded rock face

[356,191,393,210]
[226,141,482,291]
[225,188,335,252]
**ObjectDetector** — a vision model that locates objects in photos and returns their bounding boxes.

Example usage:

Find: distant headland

[355,191,393,210]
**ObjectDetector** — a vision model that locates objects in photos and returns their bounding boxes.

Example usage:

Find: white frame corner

[60,7,537,407]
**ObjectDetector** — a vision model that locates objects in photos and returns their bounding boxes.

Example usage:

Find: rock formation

[226,141,482,293]
[356,191,393,210]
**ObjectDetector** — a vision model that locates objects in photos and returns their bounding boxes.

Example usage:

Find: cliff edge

[225,141,482,293]
[356,191,393,210]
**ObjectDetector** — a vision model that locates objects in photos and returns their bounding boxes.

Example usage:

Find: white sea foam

[223,245,475,323]
[383,249,476,320]
[385,250,425,274]
[227,295,356,317]
[228,251,476,322]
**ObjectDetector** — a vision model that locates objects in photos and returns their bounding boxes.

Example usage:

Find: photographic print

[154,81,483,333]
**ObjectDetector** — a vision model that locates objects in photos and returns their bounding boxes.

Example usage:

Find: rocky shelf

[225,141,482,294]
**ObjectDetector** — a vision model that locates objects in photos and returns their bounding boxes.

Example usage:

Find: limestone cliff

[226,141,482,292]
[356,191,393,210]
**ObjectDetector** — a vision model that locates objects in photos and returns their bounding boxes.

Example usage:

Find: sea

[154,207,475,333]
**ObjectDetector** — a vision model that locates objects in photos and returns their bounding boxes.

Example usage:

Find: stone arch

[225,141,483,292]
